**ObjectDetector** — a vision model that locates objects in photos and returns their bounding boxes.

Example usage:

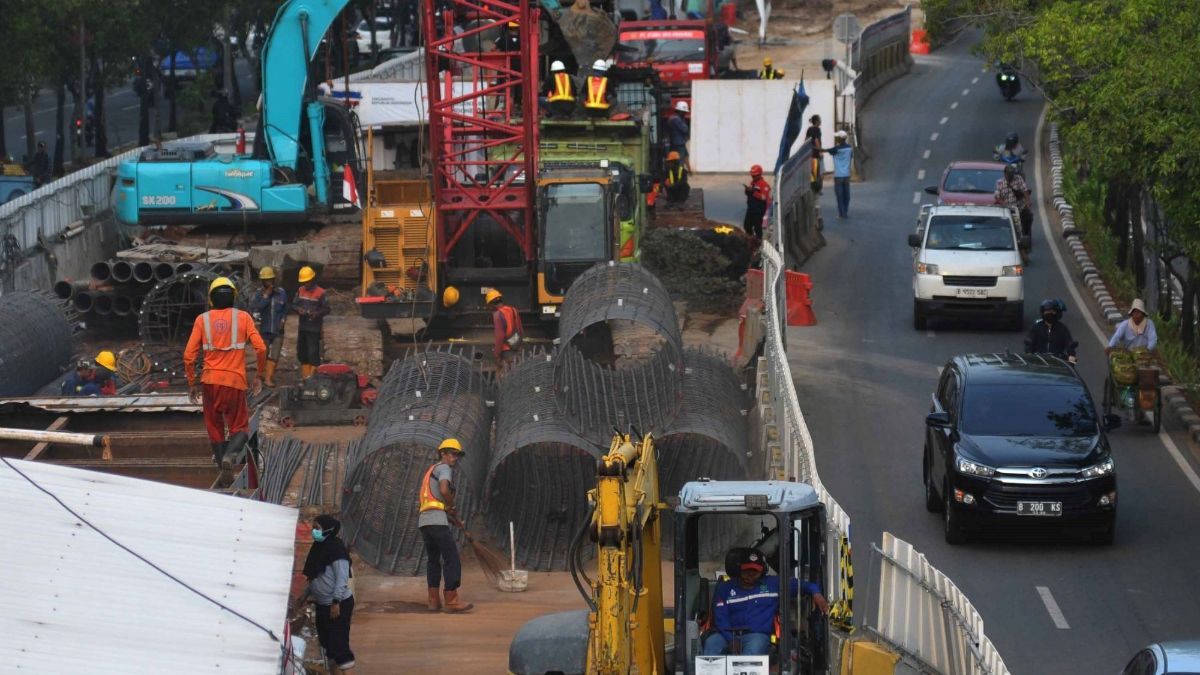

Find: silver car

[1121,642,1200,675]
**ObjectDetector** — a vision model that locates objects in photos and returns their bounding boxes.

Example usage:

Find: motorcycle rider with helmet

[1025,299,1078,363]
[993,132,1027,174]
[995,163,1034,240]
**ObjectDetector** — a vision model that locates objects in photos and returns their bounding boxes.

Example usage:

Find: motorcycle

[996,64,1021,101]
[993,144,1026,175]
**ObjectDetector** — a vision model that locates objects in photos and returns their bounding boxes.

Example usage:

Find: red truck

[614,19,736,95]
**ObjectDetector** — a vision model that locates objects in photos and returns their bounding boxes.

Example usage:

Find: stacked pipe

[341,347,494,576]
[486,352,605,571]
[0,292,78,396]
[53,259,198,324]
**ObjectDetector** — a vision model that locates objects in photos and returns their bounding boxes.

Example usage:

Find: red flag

[343,164,361,208]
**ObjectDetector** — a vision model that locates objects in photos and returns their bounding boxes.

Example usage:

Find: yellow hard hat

[298,266,316,283]
[507,20,519,27]
[209,276,236,295]
[259,266,276,281]
[485,289,503,305]
[94,350,117,371]
[443,286,460,308]
[439,438,464,454]
[763,57,772,67]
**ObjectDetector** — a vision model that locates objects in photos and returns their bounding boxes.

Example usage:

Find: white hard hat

[592,59,609,72]
[675,101,690,113]
[834,130,848,139]
[551,60,566,72]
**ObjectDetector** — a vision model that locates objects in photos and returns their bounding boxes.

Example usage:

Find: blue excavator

[115,0,362,225]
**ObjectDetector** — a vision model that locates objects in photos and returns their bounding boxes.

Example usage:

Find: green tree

[0,0,57,160]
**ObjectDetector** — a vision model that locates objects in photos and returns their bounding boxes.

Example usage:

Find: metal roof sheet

[0,393,200,413]
[0,458,297,674]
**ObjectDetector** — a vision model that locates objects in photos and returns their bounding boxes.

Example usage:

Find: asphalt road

[770,35,1200,674]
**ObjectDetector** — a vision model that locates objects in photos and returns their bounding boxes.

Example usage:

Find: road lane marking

[930,132,940,141]
[1036,586,1070,629]
[962,88,970,96]
[926,329,935,338]
[936,366,943,375]
[912,191,921,204]
[939,116,949,125]
[917,169,926,180]
[121,104,140,111]
[922,149,931,159]
[971,76,980,84]
[950,101,959,110]
[1032,104,1200,498]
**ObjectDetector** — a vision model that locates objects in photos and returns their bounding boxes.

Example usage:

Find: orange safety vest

[548,73,575,102]
[418,463,447,513]
[759,67,783,80]
[498,304,521,350]
[666,166,686,187]
[585,76,611,109]
[201,307,246,351]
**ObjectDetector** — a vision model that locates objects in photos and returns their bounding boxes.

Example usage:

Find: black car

[923,353,1120,544]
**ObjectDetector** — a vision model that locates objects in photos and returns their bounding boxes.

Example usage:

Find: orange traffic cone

[910,29,931,55]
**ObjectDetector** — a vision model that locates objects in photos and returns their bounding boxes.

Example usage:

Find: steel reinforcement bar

[342,347,494,576]
[0,291,79,396]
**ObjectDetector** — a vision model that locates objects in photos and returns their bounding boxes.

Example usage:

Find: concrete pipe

[112,295,134,317]
[110,260,134,283]
[175,262,195,275]
[54,280,91,300]
[72,291,95,313]
[153,262,176,281]
[92,293,114,316]
[0,292,76,396]
[341,347,494,576]
[553,262,684,441]
[90,261,113,282]
[486,353,605,571]
[132,261,156,283]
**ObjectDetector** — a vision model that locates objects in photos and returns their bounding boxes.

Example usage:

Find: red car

[925,161,1012,206]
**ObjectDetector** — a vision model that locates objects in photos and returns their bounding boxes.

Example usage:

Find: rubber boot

[442,589,474,613]
[210,441,226,466]
[264,359,277,387]
[224,430,249,469]
[301,364,315,380]
[426,587,442,612]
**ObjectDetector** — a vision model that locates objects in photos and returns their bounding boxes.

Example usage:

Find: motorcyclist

[995,63,1021,98]
[1025,299,1077,363]
[994,163,1033,239]
[993,132,1027,172]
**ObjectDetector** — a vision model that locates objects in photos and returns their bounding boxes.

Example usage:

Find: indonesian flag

[343,163,361,209]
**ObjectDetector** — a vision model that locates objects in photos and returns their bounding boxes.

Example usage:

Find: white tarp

[329,81,482,128]
[690,79,835,173]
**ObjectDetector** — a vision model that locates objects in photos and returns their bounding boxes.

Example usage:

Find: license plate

[955,288,990,298]
[1017,501,1062,516]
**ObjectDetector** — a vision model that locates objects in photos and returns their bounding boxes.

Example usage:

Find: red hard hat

[750,164,763,176]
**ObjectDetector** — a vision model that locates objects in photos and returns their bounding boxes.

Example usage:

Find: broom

[449,514,507,584]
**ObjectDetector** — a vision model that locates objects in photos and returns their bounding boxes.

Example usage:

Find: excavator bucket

[552,0,618,72]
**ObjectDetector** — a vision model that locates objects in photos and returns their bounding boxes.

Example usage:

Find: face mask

[312,528,326,542]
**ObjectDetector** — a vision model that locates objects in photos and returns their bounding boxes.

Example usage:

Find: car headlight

[916,262,940,275]
[1081,457,1115,479]
[1001,265,1023,277]
[956,455,995,477]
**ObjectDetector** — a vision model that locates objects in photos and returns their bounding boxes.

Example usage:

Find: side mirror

[908,233,923,248]
[925,411,952,428]
[924,185,939,195]
[1102,414,1122,431]
[1019,235,1031,250]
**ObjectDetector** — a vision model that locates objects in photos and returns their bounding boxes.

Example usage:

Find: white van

[908,204,1027,330]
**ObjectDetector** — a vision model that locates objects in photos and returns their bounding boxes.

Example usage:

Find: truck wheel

[913,300,927,331]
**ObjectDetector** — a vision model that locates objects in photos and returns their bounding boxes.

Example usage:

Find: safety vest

[620,219,636,262]
[548,73,574,102]
[200,309,246,351]
[498,305,521,349]
[418,463,447,513]
[585,76,610,109]
[666,166,685,187]
[759,67,782,80]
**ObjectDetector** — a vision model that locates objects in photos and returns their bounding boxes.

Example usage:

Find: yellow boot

[264,360,278,387]
[301,364,315,380]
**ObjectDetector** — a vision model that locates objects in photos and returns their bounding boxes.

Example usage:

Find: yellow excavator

[508,433,833,674]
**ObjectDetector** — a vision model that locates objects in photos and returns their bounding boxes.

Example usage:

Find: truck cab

[615,19,734,95]
[536,167,624,312]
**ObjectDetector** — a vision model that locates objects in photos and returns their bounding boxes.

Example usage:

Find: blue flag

[774,81,810,173]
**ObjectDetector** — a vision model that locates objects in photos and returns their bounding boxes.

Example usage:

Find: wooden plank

[23,416,70,461]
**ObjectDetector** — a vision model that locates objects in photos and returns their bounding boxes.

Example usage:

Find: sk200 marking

[141,195,178,206]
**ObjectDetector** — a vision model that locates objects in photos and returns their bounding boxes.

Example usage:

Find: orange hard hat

[750,164,764,176]
[667,151,681,161]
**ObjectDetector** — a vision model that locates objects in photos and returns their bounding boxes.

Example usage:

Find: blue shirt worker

[702,549,829,656]
[1107,298,1158,353]
[249,266,288,387]
[824,130,854,219]
[667,101,691,165]
[61,351,122,396]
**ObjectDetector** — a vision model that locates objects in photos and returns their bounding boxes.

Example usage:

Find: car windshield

[925,215,1014,250]
[618,31,706,63]
[543,183,608,261]
[943,168,1004,194]
[961,384,1097,437]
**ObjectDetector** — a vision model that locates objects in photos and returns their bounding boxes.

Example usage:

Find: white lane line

[912,191,921,204]
[18,131,46,140]
[950,101,959,110]
[930,132,940,141]
[936,366,944,375]
[917,169,926,180]
[121,104,140,111]
[1032,104,1200,497]
[1036,586,1070,629]
[962,88,970,96]
[939,116,949,125]
[922,149,931,159]
[926,329,935,339]
[971,76,980,84]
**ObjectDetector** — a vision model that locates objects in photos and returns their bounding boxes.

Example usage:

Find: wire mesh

[0,291,79,396]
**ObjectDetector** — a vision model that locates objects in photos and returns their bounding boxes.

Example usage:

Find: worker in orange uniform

[544,60,576,119]
[184,277,267,467]
[583,59,613,118]
[294,265,330,379]
[487,289,523,370]
[743,164,771,241]
[419,438,474,613]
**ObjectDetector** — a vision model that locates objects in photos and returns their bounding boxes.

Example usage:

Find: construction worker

[294,266,330,379]
[419,438,474,613]
[663,150,690,206]
[487,289,523,370]
[249,266,288,387]
[584,59,613,118]
[494,20,523,114]
[758,57,785,80]
[667,101,691,169]
[743,164,771,240]
[61,351,122,396]
[184,277,267,468]
[544,60,576,119]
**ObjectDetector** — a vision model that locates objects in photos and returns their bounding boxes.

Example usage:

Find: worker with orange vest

[584,59,613,117]
[184,277,267,467]
[294,265,330,379]
[488,289,524,369]
[664,150,690,205]
[743,164,771,240]
[544,60,576,119]
[418,438,474,613]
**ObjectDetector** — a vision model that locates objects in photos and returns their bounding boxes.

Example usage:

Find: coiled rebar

[0,292,78,396]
